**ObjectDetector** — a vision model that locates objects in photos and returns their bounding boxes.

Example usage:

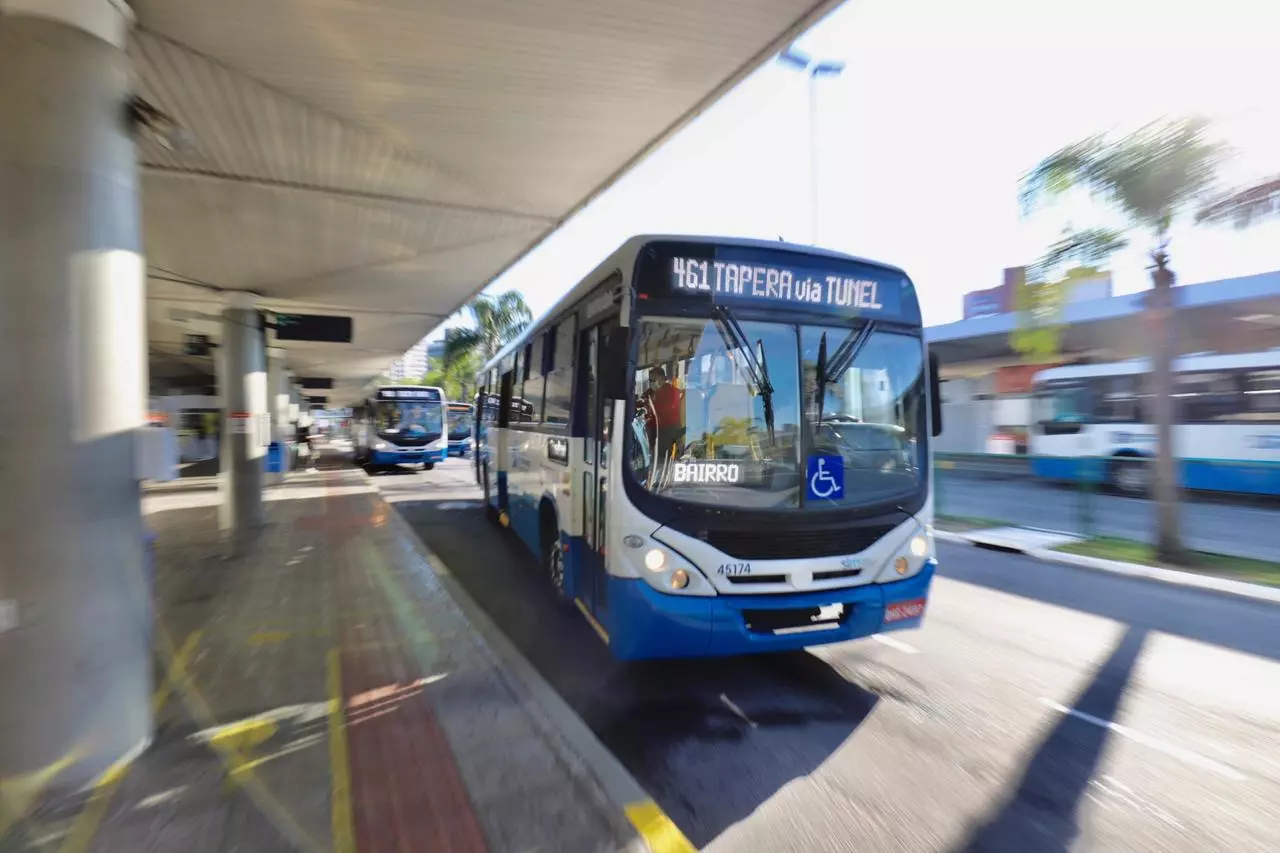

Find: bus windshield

[627,315,925,509]
[374,400,443,439]
[629,315,801,508]
[802,325,925,506]
[448,407,474,440]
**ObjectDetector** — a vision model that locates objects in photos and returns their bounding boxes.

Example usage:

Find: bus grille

[703,525,895,560]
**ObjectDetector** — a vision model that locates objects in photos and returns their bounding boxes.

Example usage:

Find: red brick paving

[326,473,491,853]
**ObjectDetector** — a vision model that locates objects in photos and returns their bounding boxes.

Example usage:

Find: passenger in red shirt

[642,367,684,460]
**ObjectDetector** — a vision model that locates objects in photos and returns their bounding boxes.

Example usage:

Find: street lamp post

[778,48,845,246]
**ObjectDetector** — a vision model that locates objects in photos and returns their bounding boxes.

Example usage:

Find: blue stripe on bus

[1183,459,1280,496]
[563,536,588,602]
[601,561,936,661]
[506,490,541,556]
[1032,455,1280,495]
[1030,456,1089,482]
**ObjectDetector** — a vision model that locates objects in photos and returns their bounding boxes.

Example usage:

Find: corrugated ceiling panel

[129,0,836,399]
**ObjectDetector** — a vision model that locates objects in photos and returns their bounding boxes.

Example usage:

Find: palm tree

[424,349,481,401]
[1197,176,1280,227]
[443,291,533,370]
[1019,117,1231,563]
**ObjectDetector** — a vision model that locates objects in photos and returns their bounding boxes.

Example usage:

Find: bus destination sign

[670,256,902,317]
[377,387,441,401]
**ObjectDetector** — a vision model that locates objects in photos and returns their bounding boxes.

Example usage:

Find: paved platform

[13,464,642,852]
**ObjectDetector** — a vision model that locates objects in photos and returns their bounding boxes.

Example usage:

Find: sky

[419,0,1280,350]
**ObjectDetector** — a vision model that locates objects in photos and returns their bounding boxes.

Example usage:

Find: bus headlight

[910,535,929,558]
[373,441,389,451]
[643,548,666,571]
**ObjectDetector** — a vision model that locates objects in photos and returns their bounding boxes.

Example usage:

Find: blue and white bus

[447,402,475,457]
[474,235,943,660]
[352,385,448,471]
[1030,351,1280,495]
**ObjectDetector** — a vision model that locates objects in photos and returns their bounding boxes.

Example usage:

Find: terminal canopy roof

[138,0,839,404]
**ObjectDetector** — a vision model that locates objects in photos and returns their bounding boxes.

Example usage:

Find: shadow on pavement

[395,488,880,848]
[955,625,1148,853]
[940,542,1280,663]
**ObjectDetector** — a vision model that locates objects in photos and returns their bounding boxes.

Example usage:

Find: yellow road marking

[574,598,610,644]
[625,800,696,853]
[247,630,294,646]
[209,719,279,755]
[326,648,356,853]
[58,630,203,853]
[0,747,86,836]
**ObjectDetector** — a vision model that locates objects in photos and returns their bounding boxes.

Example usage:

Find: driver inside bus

[641,366,684,461]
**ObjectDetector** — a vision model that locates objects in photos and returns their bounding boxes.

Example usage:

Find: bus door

[490,371,513,511]
[578,319,617,615]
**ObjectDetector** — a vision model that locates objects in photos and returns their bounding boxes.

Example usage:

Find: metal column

[0,0,152,793]
[217,292,267,535]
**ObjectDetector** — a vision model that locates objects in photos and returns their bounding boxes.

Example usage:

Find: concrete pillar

[217,292,267,534]
[0,0,152,793]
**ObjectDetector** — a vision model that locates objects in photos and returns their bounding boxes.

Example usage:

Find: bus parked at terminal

[446,402,475,457]
[474,235,942,660]
[1030,351,1280,495]
[352,385,448,471]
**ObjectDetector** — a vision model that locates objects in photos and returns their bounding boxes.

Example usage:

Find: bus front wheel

[1110,457,1150,497]
[423,462,435,471]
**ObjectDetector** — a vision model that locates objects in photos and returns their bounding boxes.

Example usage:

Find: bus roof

[479,234,915,377]
[1034,350,1280,383]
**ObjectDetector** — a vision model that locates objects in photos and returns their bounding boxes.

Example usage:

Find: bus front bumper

[370,447,447,466]
[601,561,936,660]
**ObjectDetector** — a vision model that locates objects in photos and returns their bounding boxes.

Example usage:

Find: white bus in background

[1030,351,1280,495]
[351,385,448,471]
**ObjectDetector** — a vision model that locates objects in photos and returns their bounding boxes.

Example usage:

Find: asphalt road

[936,469,1280,562]
[375,456,1280,852]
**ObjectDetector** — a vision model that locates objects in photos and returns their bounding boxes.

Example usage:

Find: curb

[374,489,693,853]
[936,529,1280,607]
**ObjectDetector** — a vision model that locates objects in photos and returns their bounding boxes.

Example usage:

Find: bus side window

[498,371,514,427]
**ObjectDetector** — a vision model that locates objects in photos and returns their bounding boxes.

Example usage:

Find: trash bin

[265,440,285,473]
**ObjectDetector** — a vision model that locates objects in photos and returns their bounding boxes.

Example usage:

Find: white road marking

[870,634,920,654]
[1038,697,1247,781]
[720,693,758,728]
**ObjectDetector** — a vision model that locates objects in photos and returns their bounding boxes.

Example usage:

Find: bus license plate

[884,598,926,623]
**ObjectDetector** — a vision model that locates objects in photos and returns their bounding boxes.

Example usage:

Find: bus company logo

[1248,434,1280,450]
[840,557,863,571]
[1110,431,1156,445]
[884,598,926,623]
[672,461,742,484]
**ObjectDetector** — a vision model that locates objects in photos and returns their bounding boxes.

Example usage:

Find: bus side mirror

[600,328,630,401]
[929,350,943,437]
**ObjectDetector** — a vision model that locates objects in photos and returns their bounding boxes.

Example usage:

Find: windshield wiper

[755,338,776,444]
[815,322,877,424]
[711,305,775,442]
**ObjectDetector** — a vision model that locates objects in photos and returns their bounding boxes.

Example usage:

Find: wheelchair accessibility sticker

[807,455,844,501]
